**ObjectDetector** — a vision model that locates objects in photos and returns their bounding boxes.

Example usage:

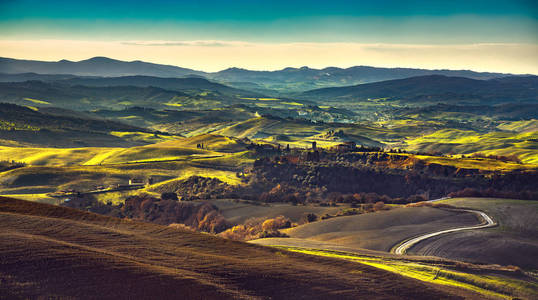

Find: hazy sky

[1,0,537,73]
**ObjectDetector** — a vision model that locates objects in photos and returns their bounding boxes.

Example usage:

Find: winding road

[392,208,496,255]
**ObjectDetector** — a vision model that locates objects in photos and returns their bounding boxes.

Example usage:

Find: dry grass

[0,196,477,299]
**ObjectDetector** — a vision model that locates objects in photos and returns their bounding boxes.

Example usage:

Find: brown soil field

[280,206,478,251]
[0,196,481,299]
[212,199,342,223]
[409,198,538,269]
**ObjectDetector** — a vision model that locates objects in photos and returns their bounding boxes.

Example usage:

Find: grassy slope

[152,133,247,153]
[0,160,244,201]
[496,120,538,133]
[410,198,538,270]
[404,129,538,164]
[0,196,474,300]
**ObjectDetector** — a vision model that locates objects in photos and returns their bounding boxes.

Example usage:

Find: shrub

[258,230,289,239]
[373,201,386,211]
[362,203,374,212]
[261,216,291,231]
[301,212,318,224]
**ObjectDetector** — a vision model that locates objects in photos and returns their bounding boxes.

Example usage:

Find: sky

[0,0,537,73]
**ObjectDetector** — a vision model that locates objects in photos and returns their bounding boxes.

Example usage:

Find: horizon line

[3,55,536,76]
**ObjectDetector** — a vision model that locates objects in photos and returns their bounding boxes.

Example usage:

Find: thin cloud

[122,41,236,47]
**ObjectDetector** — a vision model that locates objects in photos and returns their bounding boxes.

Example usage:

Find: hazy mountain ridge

[55,75,260,97]
[300,75,538,104]
[212,65,512,86]
[0,57,520,93]
[0,57,205,78]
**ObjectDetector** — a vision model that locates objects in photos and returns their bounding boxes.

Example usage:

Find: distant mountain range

[0,57,204,78]
[300,75,538,104]
[0,56,521,93]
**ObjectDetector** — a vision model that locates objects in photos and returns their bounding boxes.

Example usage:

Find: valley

[0,56,536,299]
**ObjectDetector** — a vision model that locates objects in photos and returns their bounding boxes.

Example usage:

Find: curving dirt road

[392,209,496,255]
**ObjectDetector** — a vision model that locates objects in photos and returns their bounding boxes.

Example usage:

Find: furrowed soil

[279,206,478,251]
[0,196,480,300]
[410,198,538,269]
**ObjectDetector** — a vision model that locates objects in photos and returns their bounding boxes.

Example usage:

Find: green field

[404,129,538,164]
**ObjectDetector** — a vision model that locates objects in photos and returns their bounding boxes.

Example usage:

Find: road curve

[392,209,496,255]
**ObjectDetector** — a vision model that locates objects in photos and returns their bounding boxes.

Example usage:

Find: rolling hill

[410,198,538,270]
[57,75,261,97]
[0,103,168,147]
[278,206,479,252]
[301,75,538,104]
[0,80,193,110]
[1,56,515,93]
[0,196,474,299]
[389,103,538,121]
[211,65,512,92]
[0,56,204,77]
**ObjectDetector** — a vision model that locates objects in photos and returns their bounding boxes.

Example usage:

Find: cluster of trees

[247,158,458,202]
[148,150,537,209]
[61,194,124,217]
[470,153,522,164]
[123,195,229,233]
[448,187,538,200]
[152,176,236,201]
[133,151,536,218]
[240,152,538,203]
[0,160,26,172]
[62,192,230,233]
[219,215,291,241]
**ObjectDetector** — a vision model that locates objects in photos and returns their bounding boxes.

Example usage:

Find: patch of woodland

[62,193,230,233]
[151,176,237,201]
[219,215,291,241]
[234,151,538,203]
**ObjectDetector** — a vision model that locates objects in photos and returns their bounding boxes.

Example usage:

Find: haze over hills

[1,59,537,300]
[0,57,205,78]
[0,56,520,93]
[2,1,538,299]
[300,75,538,104]
[58,75,254,95]
[211,66,515,92]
